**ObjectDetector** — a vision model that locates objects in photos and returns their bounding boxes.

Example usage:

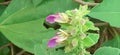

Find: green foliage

[0,33,9,55]
[89,0,120,27]
[32,0,42,6]
[0,0,39,25]
[2,0,120,55]
[102,35,120,49]
[0,18,57,53]
[0,0,79,54]
[34,40,66,55]
[94,47,120,55]
[0,33,9,47]
[83,33,99,48]
[0,6,6,16]
[0,0,5,2]
[0,47,9,55]
[35,0,79,18]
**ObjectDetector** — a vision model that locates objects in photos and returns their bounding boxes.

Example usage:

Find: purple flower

[48,29,69,48]
[46,14,59,24]
[48,34,68,48]
[46,13,69,24]
[47,36,59,48]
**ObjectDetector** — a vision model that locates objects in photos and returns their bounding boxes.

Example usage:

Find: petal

[47,36,59,48]
[48,38,57,48]
[46,15,56,24]
[56,37,67,42]
[55,13,69,23]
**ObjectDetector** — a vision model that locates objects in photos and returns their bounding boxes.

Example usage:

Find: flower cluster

[46,5,99,55]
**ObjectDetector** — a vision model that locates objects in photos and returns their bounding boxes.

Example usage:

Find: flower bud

[46,13,69,24]
[48,29,68,48]
[47,36,59,48]
[54,13,69,23]
[46,14,59,24]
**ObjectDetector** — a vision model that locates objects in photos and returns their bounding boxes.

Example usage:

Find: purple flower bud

[47,35,67,48]
[46,13,69,24]
[47,36,59,48]
[46,14,59,24]
[48,29,69,48]
[54,13,69,23]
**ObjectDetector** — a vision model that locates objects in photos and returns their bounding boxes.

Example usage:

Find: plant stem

[0,43,11,50]
[74,0,99,6]
[0,1,10,6]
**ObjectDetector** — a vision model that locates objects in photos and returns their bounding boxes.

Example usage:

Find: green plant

[0,0,120,55]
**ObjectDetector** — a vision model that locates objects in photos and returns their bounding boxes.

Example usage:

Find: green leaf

[0,32,9,47]
[89,0,120,27]
[36,0,79,18]
[0,6,6,16]
[102,35,120,49]
[0,19,56,53]
[83,33,99,48]
[34,40,66,55]
[94,47,120,55]
[0,47,9,55]
[50,50,66,55]
[0,32,9,55]
[0,33,9,55]
[83,21,99,32]
[34,42,49,55]
[0,0,79,53]
[32,0,42,6]
[0,0,5,2]
[0,0,39,25]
